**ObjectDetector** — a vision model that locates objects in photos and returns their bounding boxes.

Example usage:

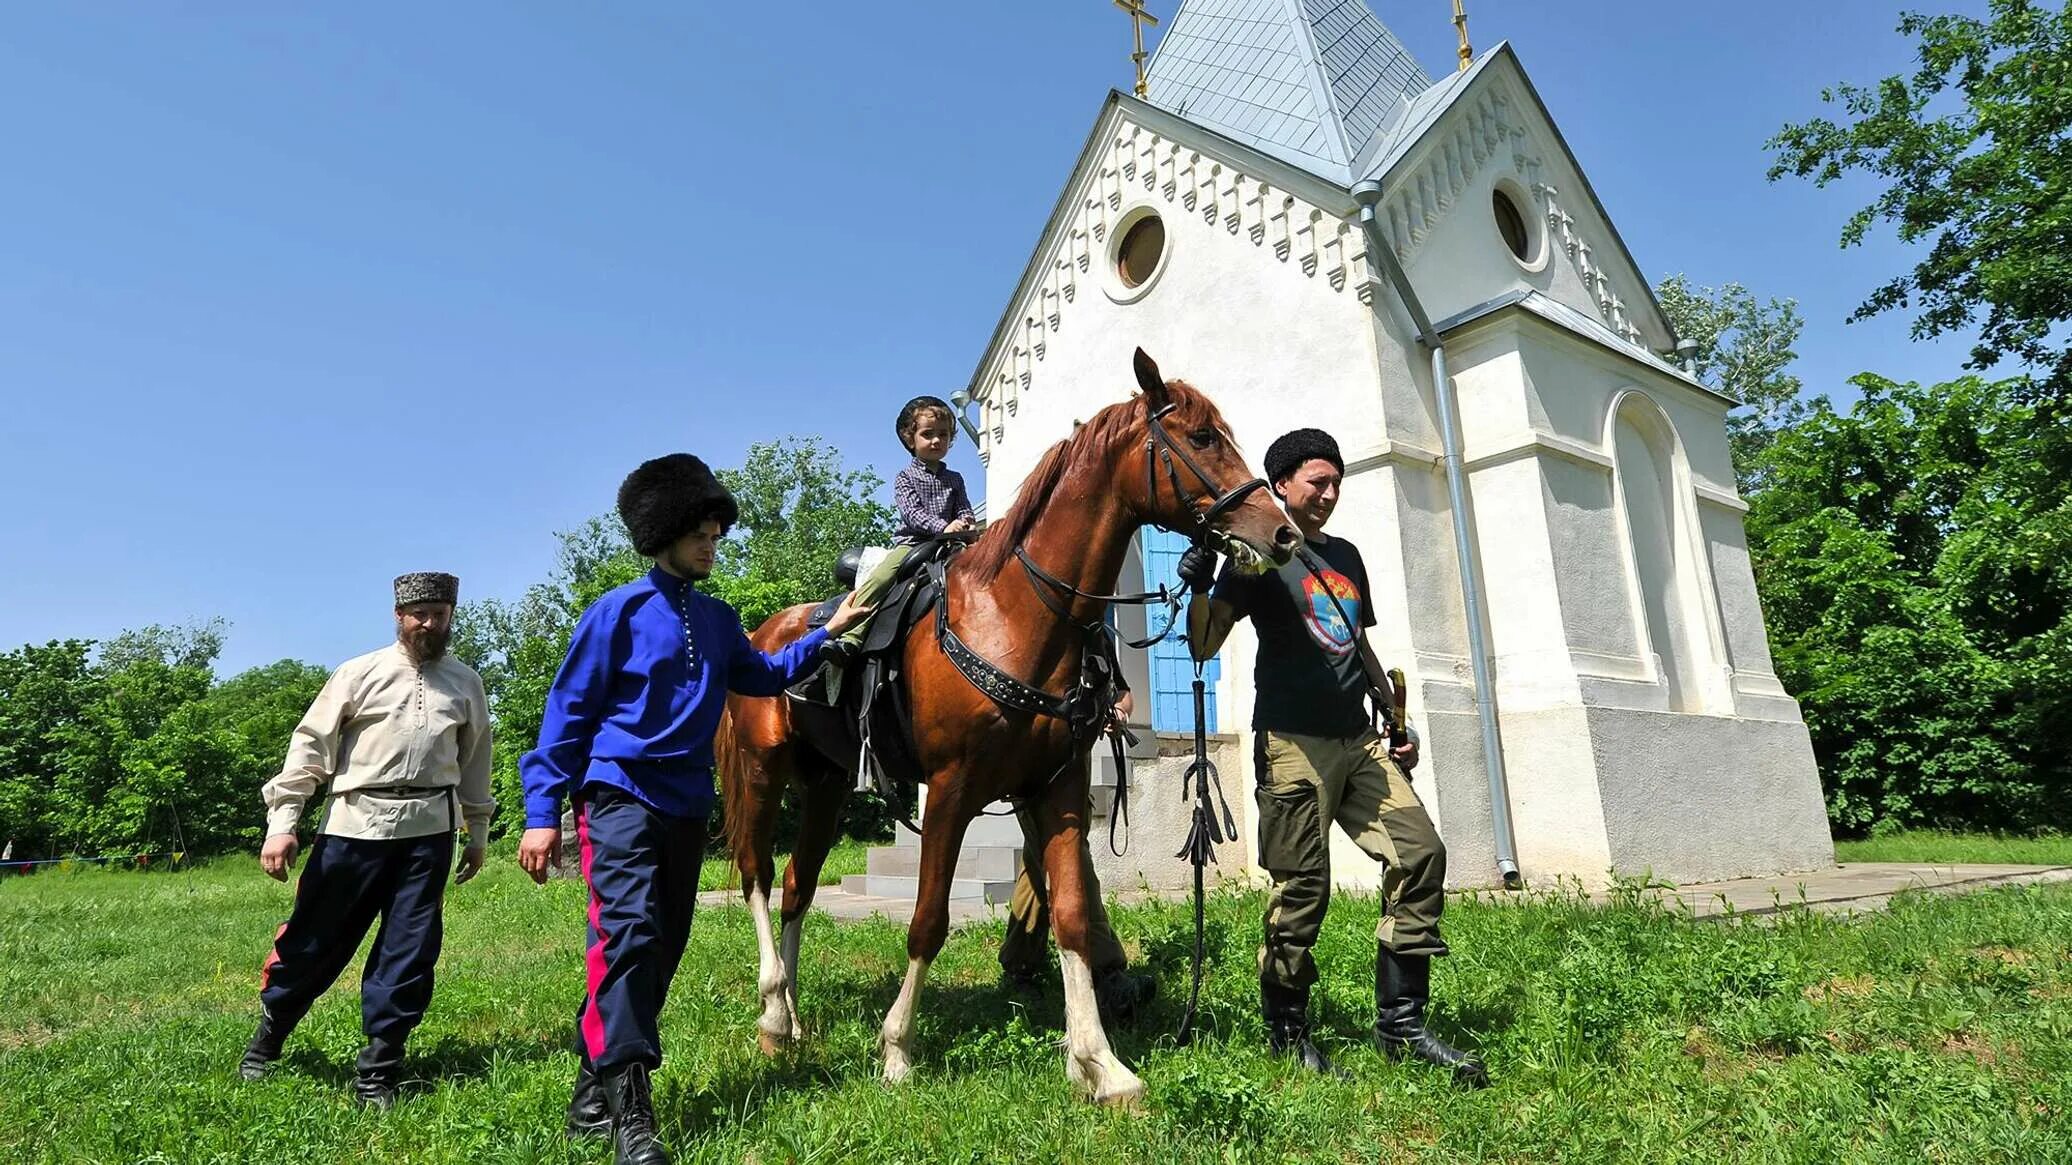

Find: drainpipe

[1351,179,1523,891]
[948,389,985,446]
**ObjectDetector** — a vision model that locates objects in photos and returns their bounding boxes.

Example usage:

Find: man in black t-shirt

[1183,428,1487,1086]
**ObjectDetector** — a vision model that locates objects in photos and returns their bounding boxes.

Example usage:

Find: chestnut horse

[718,350,1297,1104]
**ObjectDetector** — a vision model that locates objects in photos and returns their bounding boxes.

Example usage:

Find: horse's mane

[961,381,1226,582]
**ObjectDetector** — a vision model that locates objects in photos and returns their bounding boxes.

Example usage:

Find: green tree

[710,436,894,631]
[125,660,330,854]
[1748,372,2071,832]
[0,640,99,858]
[1654,275,1809,488]
[1768,0,2072,393]
[0,622,333,859]
[47,626,222,854]
[97,619,228,674]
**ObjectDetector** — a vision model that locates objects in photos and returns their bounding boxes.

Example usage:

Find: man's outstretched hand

[823,592,877,638]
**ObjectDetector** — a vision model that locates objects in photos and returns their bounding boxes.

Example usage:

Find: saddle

[787,538,963,818]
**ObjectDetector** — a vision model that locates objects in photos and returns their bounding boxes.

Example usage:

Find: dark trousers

[1254,730,1448,995]
[574,785,708,1075]
[259,831,454,1047]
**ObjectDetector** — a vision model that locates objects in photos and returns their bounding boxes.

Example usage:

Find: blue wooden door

[1140,528,1219,733]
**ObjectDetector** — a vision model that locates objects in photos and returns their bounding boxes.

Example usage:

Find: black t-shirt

[1212,535,1376,737]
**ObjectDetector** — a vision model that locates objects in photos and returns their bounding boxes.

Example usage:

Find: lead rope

[1173,661,1236,1046]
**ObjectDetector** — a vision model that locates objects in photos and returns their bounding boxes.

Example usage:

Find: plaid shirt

[891,458,974,544]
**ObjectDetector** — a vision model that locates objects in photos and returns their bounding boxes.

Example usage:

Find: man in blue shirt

[518,453,868,1165]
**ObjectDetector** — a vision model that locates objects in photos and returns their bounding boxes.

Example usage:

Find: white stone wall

[1436,313,1833,885]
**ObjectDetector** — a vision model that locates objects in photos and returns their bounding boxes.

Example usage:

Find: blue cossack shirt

[519,567,828,827]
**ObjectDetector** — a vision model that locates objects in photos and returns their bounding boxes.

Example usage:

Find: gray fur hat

[617,453,739,556]
[394,572,459,607]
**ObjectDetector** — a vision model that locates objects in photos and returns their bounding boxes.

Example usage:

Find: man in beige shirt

[239,571,494,1109]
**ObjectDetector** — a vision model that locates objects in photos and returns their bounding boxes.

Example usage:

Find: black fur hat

[617,454,739,556]
[1263,428,1345,486]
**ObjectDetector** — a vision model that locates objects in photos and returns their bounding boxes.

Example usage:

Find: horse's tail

[718,602,821,873]
[714,703,752,867]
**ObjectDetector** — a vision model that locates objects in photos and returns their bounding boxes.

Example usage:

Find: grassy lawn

[1835,829,2072,867]
[696,836,872,894]
[4,857,2070,1163]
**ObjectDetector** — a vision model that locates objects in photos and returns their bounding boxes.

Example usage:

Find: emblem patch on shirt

[1301,568,1360,655]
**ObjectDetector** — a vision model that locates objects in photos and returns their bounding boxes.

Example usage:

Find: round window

[1116,213,1166,289]
[1493,188,1531,262]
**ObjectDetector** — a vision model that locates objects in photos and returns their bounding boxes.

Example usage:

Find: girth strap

[936,592,1073,722]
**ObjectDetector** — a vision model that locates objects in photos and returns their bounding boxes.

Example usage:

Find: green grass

[696,837,872,894]
[5,859,2070,1163]
[1835,829,2072,867]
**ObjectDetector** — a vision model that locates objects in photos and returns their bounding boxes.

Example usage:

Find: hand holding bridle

[1177,544,1220,594]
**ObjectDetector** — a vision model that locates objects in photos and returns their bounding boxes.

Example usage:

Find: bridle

[1143,401,1269,537]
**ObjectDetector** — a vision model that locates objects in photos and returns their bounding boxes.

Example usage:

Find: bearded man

[239,571,495,1109]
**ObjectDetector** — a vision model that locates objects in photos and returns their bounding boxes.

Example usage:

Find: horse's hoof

[757,1027,791,1057]
[882,1051,914,1085]
[1094,1080,1148,1111]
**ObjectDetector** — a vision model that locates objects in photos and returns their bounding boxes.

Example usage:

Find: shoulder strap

[1293,546,1395,733]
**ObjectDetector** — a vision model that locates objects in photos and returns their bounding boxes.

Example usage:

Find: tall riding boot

[238,1008,291,1081]
[566,1058,611,1139]
[352,1037,406,1110]
[1373,947,1489,1087]
[1261,981,1345,1078]
[604,1062,672,1165]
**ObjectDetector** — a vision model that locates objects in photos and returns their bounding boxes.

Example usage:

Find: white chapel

[914,0,1834,895]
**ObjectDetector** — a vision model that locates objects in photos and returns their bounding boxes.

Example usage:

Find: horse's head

[1127,348,1299,572]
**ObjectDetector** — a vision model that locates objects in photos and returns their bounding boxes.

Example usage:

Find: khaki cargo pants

[998,805,1127,978]
[1255,728,1448,992]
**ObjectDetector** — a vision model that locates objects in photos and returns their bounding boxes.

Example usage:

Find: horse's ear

[1133,347,1171,412]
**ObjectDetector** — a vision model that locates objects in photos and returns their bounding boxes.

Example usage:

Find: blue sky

[0,2,1984,675]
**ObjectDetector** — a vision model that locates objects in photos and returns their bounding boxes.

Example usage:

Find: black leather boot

[1261,982,1346,1078]
[604,1063,671,1165]
[352,1038,405,1110]
[566,1059,611,1139]
[1374,948,1489,1088]
[238,1009,289,1081]
[1094,967,1158,1028]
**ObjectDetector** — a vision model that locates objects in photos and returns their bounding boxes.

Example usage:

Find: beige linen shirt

[263,643,494,846]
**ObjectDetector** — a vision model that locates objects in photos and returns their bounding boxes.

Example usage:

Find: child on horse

[828,396,975,658]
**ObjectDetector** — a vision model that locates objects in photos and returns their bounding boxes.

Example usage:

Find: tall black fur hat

[617,453,739,556]
[1263,428,1345,485]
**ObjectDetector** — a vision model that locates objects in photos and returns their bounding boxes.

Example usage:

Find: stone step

[866,844,1023,881]
[841,873,1017,904]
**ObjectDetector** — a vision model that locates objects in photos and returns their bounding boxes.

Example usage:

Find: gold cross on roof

[1113,0,1159,99]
